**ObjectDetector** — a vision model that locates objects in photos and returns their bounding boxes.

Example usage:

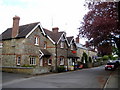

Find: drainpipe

[66,48,68,71]
[55,42,58,72]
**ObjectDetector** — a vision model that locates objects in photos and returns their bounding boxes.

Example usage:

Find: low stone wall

[1,66,50,75]
[87,63,93,68]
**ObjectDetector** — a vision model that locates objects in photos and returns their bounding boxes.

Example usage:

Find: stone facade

[1,16,98,74]
[2,26,53,74]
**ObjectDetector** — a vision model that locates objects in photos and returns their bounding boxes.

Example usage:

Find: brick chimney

[52,27,59,33]
[12,15,20,38]
[76,35,80,43]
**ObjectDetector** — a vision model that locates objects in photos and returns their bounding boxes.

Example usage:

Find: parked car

[105,62,117,70]
[113,60,120,67]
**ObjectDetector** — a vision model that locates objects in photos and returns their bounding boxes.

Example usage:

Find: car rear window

[107,63,114,65]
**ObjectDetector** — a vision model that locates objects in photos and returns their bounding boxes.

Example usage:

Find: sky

[0,0,88,44]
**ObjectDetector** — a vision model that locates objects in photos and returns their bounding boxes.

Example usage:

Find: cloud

[0,0,87,44]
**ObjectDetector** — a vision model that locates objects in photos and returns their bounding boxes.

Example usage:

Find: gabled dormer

[43,27,69,48]
[67,36,77,51]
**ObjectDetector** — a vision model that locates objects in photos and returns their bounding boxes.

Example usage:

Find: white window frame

[71,44,74,50]
[17,56,21,65]
[30,57,36,65]
[0,43,3,48]
[35,37,39,45]
[60,57,64,65]
[48,59,52,65]
[60,41,64,48]
[44,42,47,49]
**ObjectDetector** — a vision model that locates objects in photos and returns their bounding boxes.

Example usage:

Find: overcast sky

[0,0,88,44]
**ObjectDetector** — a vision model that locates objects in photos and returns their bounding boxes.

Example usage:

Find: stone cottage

[67,36,79,70]
[43,27,69,71]
[76,36,97,67]
[1,16,53,74]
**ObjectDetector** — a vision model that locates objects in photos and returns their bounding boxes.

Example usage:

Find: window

[60,41,64,48]
[35,36,39,45]
[0,43,3,48]
[16,56,21,65]
[44,41,47,49]
[48,59,52,65]
[71,44,74,50]
[30,57,36,65]
[60,57,64,65]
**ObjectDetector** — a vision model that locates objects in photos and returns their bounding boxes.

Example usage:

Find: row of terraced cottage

[0,16,97,74]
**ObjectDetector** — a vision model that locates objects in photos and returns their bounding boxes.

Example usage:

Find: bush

[89,57,92,63]
[83,63,88,68]
[21,64,35,68]
[102,55,109,61]
[81,52,88,63]
[57,66,65,72]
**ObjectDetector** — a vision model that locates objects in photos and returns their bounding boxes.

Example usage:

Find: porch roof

[41,49,52,56]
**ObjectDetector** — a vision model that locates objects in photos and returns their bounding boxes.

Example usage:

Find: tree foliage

[79,2,120,56]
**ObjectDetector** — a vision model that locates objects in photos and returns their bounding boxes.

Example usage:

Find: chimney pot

[76,36,80,43]
[12,15,20,38]
[52,27,59,33]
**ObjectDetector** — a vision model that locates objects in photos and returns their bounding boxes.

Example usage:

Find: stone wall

[2,66,50,75]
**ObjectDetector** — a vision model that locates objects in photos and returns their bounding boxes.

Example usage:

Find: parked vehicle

[105,62,117,70]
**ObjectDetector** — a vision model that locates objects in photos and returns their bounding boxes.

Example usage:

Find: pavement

[103,66,120,89]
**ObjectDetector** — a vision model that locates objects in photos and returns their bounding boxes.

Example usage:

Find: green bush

[102,55,109,61]
[81,52,88,63]
[57,66,65,72]
[89,57,92,63]
[83,63,88,68]
[21,64,35,68]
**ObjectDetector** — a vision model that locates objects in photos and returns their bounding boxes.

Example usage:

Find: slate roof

[76,43,88,50]
[43,28,64,43]
[67,52,79,58]
[41,49,52,56]
[1,22,40,40]
[1,21,65,45]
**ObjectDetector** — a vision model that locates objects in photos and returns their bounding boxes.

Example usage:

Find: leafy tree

[79,2,120,57]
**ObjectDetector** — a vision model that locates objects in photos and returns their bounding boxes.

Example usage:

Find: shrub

[83,63,88,68]
[21,64,35,68]
[81,52,88,63]
[89,57,92,63]
[57,66,65,72]
[102,55,109,61]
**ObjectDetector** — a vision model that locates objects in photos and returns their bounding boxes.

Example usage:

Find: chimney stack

[52,27,59,33]
[12,15,20,38]
[76,35,80,43]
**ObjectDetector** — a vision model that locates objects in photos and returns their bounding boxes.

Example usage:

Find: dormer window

[60,41,64,48]
[34,36,39,45]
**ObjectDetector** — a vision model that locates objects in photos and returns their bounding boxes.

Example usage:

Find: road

[2,65,116,88]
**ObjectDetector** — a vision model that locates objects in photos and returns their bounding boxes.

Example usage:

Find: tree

[79,2,120,57]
